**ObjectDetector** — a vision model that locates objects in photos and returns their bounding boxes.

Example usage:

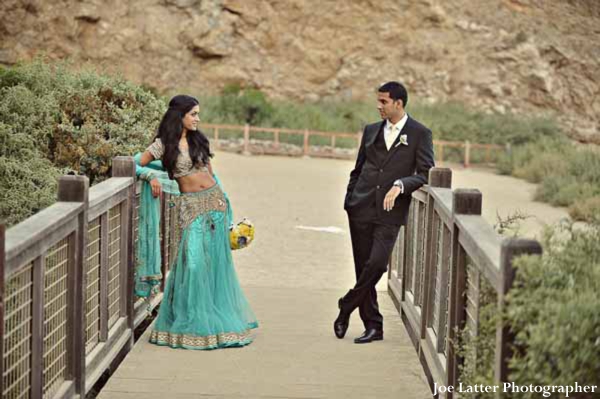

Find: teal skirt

[149,184,258,350]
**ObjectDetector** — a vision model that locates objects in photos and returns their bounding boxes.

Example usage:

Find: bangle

[139,171,157,182]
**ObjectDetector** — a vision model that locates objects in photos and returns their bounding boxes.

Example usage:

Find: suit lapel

[381,116,412,168]
[365,120,385,148]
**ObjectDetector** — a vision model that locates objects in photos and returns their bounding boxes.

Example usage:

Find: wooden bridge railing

[0,157,184,399]
[199,123,506,166]
[388,167,542,398]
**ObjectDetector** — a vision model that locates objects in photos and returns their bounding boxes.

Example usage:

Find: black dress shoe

[354,328,383,344]
[334,299,350,339]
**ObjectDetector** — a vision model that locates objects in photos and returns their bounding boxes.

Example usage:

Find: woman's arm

[138,151,155,167]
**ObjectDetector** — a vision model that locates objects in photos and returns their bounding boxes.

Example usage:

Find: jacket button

[379,169,383,172]
[376,185,380,189]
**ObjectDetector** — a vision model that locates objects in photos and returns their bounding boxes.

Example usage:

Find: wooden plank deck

[99,152,431,398]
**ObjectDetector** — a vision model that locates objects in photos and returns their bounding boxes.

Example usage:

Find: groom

[336,81,435,343]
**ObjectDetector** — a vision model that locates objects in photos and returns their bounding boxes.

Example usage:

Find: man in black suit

[335,81,435,343]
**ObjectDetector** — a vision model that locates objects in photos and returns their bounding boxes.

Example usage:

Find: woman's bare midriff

[177,170,216,193]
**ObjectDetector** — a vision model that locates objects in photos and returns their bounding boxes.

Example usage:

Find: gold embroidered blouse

[146,138,209,178]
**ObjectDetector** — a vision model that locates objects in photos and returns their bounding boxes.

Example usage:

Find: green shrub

[201,84,274,126]
[536,178,600,208]
[0,59,165,226]
[0,156,61,226]
[456,276,498,397]
[507,221,600,395]
[197,89,561,152]
[456,219,600,398]
[569,197,600,222]
[513,151,571,183]
[410,102,560,146]
[200,89,376,137]
[497,136,600,222]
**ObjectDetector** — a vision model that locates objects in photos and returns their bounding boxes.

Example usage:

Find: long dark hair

[154,95,212,179]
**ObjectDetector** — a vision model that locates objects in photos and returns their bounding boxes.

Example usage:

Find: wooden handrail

[0,158,147,398]
[388,167,543,397]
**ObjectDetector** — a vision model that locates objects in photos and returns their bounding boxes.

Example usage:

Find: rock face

[1,0,599,142]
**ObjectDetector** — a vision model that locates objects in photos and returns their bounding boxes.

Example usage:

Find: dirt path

[214,153,567,292]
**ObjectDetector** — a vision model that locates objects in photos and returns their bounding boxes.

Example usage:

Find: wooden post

[58,175,89,396]
[243,124,250,155]
[452,189,482,215]
[0,223,4,396]
[429,167,452,189]
[420,168,453,341]
[214,127,220,150]
[331,135,336,148]
[274,130,280,150]
[112,157,136,349]
[446,189,482,396]
[303,129,310,157]
[464,140,471,168]
[99,210,109,342]
[31,256,44,398]
[495,238,542,384]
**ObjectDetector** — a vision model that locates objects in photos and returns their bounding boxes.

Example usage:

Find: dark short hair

[378,81,408,107]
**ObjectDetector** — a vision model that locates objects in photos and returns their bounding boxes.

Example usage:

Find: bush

[506,221,600,396]
[410,102,560,146]
[197,88,562,153]
[456,219,600,398]
[456,276,498,396]
[200,87,376,135]
[568,197,600,223]
[0,59,165,226]
[497,136,600,222]
[205,83,274,126]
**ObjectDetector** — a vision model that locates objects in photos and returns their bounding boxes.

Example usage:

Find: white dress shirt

[383,113,408,150]
[383,113,408,194]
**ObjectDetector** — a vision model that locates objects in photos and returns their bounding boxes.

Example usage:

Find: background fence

[388,167,542,398]
[199,123,506,167]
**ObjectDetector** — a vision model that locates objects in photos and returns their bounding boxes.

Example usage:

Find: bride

[134,94,258,350]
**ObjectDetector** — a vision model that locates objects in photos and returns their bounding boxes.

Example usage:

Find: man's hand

[383,186,401,211]
[150,178,162,198]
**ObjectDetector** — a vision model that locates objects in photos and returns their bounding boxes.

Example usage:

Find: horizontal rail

[5,203,83,277]
[200,122,506,166]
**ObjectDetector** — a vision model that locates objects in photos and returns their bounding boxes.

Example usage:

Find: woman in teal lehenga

[134,95,258,350]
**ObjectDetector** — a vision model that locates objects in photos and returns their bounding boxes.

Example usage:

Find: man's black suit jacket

[344,116,435,226]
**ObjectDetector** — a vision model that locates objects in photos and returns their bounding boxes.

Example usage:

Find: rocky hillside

[1,0,599,142]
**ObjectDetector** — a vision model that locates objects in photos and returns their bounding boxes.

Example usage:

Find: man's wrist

[393,179,404,193]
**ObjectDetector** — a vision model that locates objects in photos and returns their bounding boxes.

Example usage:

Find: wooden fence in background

[199,123,506,167]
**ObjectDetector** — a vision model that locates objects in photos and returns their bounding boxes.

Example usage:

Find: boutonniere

[395,134,408,147]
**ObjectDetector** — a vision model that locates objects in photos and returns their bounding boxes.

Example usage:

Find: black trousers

[341,217,401,331]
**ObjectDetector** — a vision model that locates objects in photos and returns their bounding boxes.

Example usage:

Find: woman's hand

[150,178,162,197]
